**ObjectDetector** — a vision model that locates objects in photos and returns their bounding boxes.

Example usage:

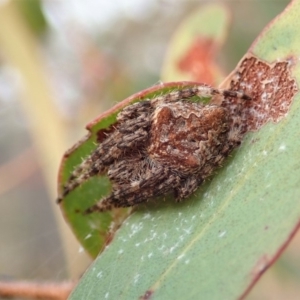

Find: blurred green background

[1,0,299,299]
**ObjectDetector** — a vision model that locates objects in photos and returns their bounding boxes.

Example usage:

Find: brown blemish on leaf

[139,290,154,300]
[219,55,298,134]
[177,38,219,85]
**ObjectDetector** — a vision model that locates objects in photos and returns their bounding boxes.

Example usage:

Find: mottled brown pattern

[177,38,218,84]
[57,85,250,212]
[219,55,298,133]
[149,102,229,174]
[139,290,154,300]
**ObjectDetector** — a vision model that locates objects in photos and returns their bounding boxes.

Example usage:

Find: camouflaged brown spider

[57,85,251,213]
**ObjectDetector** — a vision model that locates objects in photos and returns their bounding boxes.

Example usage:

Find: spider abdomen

[148,101,230,174]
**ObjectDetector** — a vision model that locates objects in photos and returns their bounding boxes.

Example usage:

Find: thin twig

[0,280,76,300]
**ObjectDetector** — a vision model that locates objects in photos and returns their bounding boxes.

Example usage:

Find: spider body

[58,85,250,213]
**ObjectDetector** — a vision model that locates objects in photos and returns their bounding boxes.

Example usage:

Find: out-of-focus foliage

[17,0,48,36]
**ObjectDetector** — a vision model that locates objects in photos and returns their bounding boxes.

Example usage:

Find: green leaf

[69,1,300,299]
[161,3,230,85]
[16,0,48,36]
[58,81,207,258]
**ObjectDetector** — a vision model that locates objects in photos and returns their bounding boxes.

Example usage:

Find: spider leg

[107,153,147,183]
[156,86,251,105]
[174,176,202,202]
[57,129,149,202]
[84,166,181,213]
[57,102,153,203]
[117,100,152,121]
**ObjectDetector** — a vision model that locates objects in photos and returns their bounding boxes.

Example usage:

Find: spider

[57,85,251,213]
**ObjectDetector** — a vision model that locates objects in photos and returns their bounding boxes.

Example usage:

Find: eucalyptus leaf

[69,1,300,299]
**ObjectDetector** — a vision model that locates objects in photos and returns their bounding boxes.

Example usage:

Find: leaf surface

[69,1,300,299]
